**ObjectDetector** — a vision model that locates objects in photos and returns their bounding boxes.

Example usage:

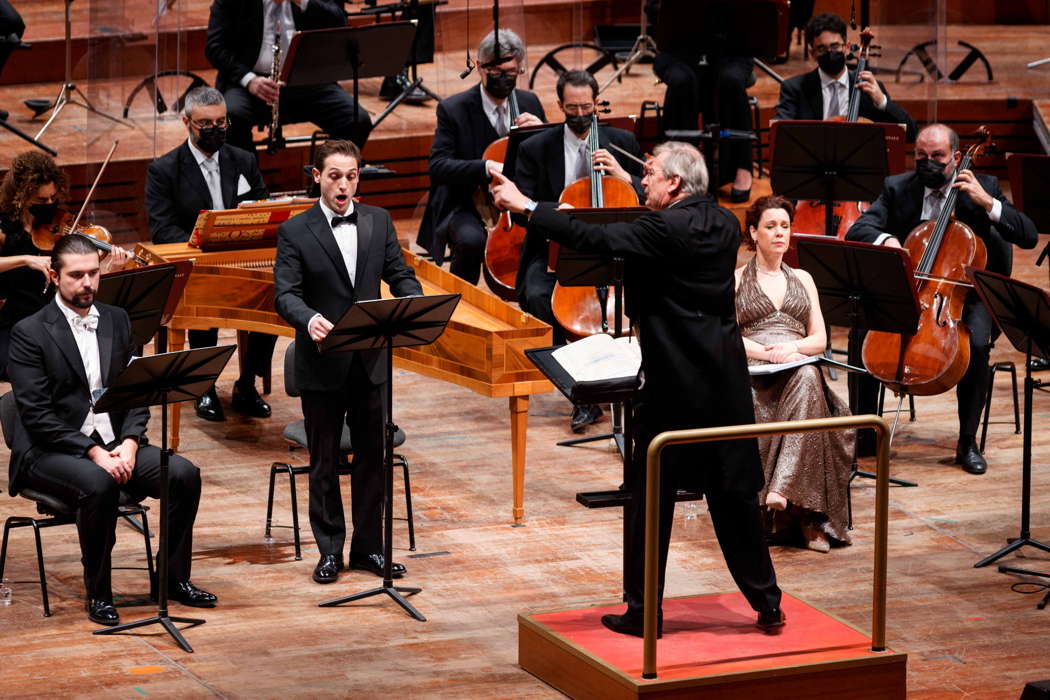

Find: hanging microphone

[460,54,475,79]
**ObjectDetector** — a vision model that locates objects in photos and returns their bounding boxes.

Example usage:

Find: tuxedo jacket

[274,202,422,391]
[515,123,644,286]
[416,85,546,262]
[205,0,347,93]
[7,302,147,496]
[775,68,917,141]
[146,141,269,244]
[845,170,1038,277]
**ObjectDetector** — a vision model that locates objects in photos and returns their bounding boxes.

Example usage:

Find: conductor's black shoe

[955,439,987,475]
[756,608,786,632]
[168,580,218,608]
[87,598,119,625]
[232,380,271,418]
[1028,356,1050,372]
[729,187,752,203]
[313,554,344,584]
[600,612,662,638]
[570,403,604,433]
[195,387,225,422]
[349,552,406,578]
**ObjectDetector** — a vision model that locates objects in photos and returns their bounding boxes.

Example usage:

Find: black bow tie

[331,210,357,228]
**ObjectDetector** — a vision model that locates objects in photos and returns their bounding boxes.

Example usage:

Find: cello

[861,126,991,397]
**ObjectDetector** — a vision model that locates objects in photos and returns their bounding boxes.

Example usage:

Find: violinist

[775,13,916,141]
[515,69,643,432]
[846,123,1038,474]
[417,28,545,284]
[0,151,127,379]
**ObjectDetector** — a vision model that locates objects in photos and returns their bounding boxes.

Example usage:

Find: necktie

[575,142,591,181]
[331,210,358,228]
[73,314,98,332]
[926,190,944,221]
[203,159,224,210]
[494,104,508,137]
[827,82,843,119]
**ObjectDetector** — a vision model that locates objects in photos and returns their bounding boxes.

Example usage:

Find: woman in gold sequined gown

[734,196,853,552]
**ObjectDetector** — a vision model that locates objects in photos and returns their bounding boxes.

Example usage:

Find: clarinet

[267,25,283,154]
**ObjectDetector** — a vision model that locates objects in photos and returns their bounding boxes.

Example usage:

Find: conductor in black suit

[146,87,277,423]
[417,28,546,284]
[515,69,643,432]
[775,13,917,142]
[205,0,373,153]
[274,139,422,584]
[847,123,1038,475]
[492,141,783,637]
[7,235,216,626]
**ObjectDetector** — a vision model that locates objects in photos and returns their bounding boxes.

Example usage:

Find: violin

[861,126,992,397]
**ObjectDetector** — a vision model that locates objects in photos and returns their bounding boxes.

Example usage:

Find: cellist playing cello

[846,123,1037,475]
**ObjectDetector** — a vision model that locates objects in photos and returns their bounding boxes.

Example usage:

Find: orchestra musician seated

[145,86,276,423]
[735,196,853,552]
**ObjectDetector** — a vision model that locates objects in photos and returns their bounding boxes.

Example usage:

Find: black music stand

[317,294,460,621]
[796,235,921,497]
[282,21,418,131]
[771,120,888,236]
[97,264,177,349]
[93,345,237,653]
[967,269,1050,574]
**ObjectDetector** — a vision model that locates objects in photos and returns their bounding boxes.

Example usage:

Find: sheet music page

[748,355,822,376]
[551,334,641,383]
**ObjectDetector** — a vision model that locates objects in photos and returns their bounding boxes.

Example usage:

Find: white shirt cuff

[874,233,894,246]
[308,313,323,331]
[988,198,1002,223]
[240,71,258,88]
[875,93,888,110]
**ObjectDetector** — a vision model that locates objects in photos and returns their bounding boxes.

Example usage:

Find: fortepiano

[135,241,553,524]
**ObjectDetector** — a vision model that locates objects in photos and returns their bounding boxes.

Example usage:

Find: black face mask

[195,125,227,154]
[915,157,949,189]
[816,50,846,76]
[484,72,517,100]
[28,201,58,227]
[565,114,591,136]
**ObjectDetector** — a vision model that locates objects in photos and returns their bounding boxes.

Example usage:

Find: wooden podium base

[518,591,906,699]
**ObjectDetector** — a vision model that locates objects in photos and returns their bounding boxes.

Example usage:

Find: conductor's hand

[489,171,529,214]
[308,314,334,342]
[515,112,544,128]
[856,70,886,108]
[953,168,995,212]
[248,76,280,105]
[89,445,132,484]
[592,148,631,184]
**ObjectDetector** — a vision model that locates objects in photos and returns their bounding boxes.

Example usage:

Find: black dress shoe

[349,552,405,578]
[600,612,662,638]
[87,598,119,626]
[231,380,271,418]
[195,386,225,422]
[729,187,752,203]
[313,554,343,584]
[570,403,604,433]
[955,439,987,475]
[168,580,218,607]
[1028,356,1050,372]
[756,608,786,632]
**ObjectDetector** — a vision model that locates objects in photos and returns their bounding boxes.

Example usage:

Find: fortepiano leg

[510,395,529,525]
[168,329,186,453]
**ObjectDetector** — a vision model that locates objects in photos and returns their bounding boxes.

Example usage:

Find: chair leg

[138,508,155,586]
[265,463,280,541]
[1008,362,1021,434]
[30,520,51,617]
[980,364,996,452]
[0,517,13,582]
[287,465,302,561]
[396,455,416,552]
[908,394,916,422]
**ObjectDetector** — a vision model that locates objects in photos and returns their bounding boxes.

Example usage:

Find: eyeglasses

[190,117,230,130]
[643,166,663,179]
[811,42,844,56]
[481,68,521,79]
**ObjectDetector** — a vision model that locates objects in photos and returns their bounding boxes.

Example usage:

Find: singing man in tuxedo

[775,12,917,142]
[847,123,1038,474]
[492,142,783,637]
[274,140,422,584]
[417,28,545,284]
[146,86,277,423]
[7,235,215,626]
[515,69,643,432]
[205,0,373,154]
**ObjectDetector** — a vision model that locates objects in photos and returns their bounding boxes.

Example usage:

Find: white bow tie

[73,314,98,332]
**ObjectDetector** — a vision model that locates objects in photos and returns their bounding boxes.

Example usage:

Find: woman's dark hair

[0,150,67,219]
[743,195,795,251]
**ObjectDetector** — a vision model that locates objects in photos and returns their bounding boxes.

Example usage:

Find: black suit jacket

[205,0,347,93]
[274,202,422,391]
[7,302,147,496]
[845,171,1038,277]
[146,141,269,244]
[416,85,546,262]
[775,69,917,141]
[530,195,763,494]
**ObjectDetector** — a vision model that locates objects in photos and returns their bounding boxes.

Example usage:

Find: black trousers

[22,442,201,601]
[517,259,566,346]
[188,329,276,383]
[300,354,385,558]
[222,83,373,154]
[446,208,487,285]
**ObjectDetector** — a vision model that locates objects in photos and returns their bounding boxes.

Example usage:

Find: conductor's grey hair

[653,141,709,196]
[478,28,526,66]
[183,86,226,118]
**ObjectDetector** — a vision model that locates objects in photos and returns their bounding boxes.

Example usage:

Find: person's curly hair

[742,195,795,251]
[0,151,67,219]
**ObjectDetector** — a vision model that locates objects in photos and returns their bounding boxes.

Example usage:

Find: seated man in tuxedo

[417,28,545,284]
[775,12,917,141]
[205,0,373,153]
[846,123,1038,474]
[7,234,216,626]
[146,87,277,422]
[515,69,644,432]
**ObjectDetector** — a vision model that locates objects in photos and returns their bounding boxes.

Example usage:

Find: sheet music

[551,333,641,383]
[748,355,866,376]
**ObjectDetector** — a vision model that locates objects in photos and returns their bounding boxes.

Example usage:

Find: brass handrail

[642,414,891,679]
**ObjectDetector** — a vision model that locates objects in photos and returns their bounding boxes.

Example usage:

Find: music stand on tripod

[93,345,237,653]
[317,293,460,621]
[967,269,1050,576]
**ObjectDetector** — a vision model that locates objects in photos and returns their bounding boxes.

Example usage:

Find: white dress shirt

[480,84,512,136]
[563,124,590,186]
[55,297,115,445]
[819,67,888,117]
[240,0,308,88]
[187,137,225,210]
[308,199,359,331]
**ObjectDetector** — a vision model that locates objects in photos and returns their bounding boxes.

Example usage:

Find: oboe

[267,24,283,153]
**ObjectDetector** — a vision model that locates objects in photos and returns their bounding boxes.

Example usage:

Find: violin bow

[68,139,119,234]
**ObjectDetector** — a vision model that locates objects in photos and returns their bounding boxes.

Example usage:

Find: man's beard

[64,290,94,309]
